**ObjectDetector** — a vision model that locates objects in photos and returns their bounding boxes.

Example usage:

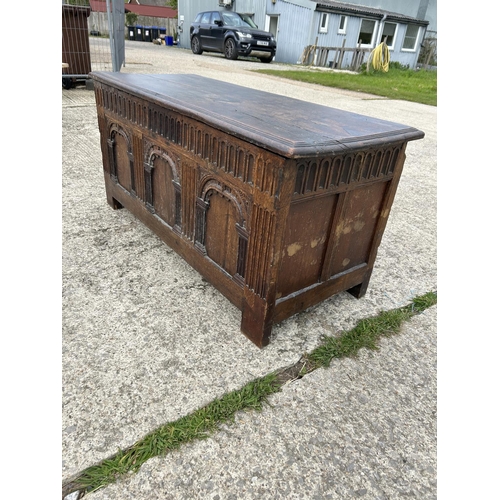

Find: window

[222,11,257,27]
[402,24,420,50]
[240,13,257,28]
[381,22,397,49]
[319,12,329,33]
[358,18,377,46]
[211,12,222,24]
[200,12,211,24]
[338,15,347,34]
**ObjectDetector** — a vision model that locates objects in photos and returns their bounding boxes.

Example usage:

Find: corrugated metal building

[177,0,433,69]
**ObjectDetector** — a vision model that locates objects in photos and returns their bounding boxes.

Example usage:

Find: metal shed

[177,0,431,69]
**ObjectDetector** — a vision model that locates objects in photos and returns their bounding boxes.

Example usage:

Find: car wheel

[259,57,272,63]
[191,35,203,55]
[62,77,73,89]
[224,38,238,60]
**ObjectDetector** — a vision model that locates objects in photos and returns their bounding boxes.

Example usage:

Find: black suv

[190,11,276,63]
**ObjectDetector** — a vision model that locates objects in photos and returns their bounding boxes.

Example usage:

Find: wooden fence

[301,39,370,72]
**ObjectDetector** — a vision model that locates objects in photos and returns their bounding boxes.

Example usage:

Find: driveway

[62,41,436,499]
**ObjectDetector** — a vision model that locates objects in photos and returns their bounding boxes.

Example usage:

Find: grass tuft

[307,291,437,369]
[64,291,436,498]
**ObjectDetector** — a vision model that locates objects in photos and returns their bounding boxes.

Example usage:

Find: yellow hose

[368,42,390,72]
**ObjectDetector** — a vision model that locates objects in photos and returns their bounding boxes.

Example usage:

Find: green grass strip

[64,290,436,497]
[305,291,437,371]
[253,67,437,106]
[72,373,281,493]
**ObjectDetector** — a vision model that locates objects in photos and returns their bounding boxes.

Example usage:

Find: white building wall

[265,0,315,64]
[176,0,430,68]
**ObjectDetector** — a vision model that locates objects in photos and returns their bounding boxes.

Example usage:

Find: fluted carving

[293,146,402,197]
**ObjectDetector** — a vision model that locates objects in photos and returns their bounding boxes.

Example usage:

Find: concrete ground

[62,41,437,499]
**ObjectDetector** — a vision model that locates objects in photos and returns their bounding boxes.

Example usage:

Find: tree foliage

[125,12,138,26]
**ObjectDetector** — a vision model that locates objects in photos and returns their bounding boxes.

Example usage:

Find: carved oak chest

[91,72,424,347]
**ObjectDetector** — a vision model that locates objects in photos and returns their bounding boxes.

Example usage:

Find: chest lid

[91,72,424,158]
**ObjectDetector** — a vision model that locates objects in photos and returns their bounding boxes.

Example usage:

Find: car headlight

[236,31,252,39]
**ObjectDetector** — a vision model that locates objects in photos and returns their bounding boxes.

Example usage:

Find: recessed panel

[330,182,387,276]
[277,194,336,298]
[152,156,176,226]
[205,193,239,277]
[114,134,131,191]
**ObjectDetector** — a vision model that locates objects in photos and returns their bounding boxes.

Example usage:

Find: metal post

[106,0,117,71]
[106,0,125,72]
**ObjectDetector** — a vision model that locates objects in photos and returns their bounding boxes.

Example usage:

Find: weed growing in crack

[63,290,436,498]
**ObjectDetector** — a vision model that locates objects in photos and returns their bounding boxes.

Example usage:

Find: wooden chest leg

[106,192,124,210]
[346,269,373,299]
[347,280,369,299]
[241,289,274,348]
[104,176,124,210]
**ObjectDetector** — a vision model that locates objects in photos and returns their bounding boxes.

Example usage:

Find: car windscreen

[221,12,257,28]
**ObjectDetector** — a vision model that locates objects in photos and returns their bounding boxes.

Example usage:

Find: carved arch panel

[108,124,134,194]
[195,180,248,283]
[144,145,181,230]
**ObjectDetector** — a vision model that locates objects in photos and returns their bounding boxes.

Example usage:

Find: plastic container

[136,25,143,42]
